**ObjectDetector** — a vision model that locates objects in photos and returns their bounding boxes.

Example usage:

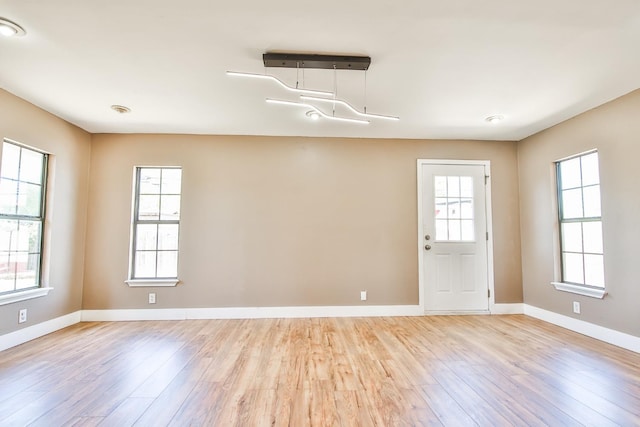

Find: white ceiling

[1,0,639,141]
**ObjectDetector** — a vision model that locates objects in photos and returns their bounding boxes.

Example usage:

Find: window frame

[0,139,53,305]
[126,166,182,287]
[552,150,606,299]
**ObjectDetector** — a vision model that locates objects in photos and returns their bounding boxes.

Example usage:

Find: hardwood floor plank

[97,397,154,426]
[0,315,638,426]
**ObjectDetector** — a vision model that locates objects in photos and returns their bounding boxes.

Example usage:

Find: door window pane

[434,175,475,242]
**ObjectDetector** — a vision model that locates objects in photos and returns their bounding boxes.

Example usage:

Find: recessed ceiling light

[485,115,504,124]
[0,18,26,37]
[111,105,131,114]
[306,110,321,120]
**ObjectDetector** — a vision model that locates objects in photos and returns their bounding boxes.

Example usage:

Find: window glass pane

[16,253,38,290]
[136,224,157,251]
[561,222,582,253]
[1,143,20,180]
[160,195,181,221]
[461,220,474,241]
[0,178,18,215]
[0,252,13,293]
[435,198,447,219]
[161,169,182,194]
[139,168,161,194]
[561,188,583,219]
[157,251,178,277]
[560,157,581,189]
[448,220,461,241]
[138,195,160,220]
[434,176,447,197]
[460,198,473,219]
[584,254,604,288]
[19,149,44,184]
[134,251,156,278]
[581,153,599,186]
[0,220,19,251]
[460,176,473,198]
[16,220,40,252]
[583,186,601,217]
[583,221,603,254]
[17,182,42,217]
[158,224,179,250]
[435,220,448,240]
[563,253,584,284]
[447,199,461,219]
[447,176,460,197]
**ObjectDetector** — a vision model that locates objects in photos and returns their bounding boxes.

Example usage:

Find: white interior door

[420,162,490,312]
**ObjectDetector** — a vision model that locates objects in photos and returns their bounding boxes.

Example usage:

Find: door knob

[425,234,431,240]
[424,244,431,250]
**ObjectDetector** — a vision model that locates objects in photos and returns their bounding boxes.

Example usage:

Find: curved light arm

[226,71,334,97]
[300,95,399,121]
[265,99,369,124]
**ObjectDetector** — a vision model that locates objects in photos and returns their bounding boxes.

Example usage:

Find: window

[129,167,182,284]
[434,175,475,241]
[0,141,47,295]
[556,151,605,293]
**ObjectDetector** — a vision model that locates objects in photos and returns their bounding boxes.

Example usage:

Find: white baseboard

[491,303,524,314]
[0,311,82,352]
[81,305,425,322]
[524,304,640,354]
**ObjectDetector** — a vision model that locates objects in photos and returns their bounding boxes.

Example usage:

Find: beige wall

[0,89,91,335]
[83,134,522,309]
[518,89,640,337]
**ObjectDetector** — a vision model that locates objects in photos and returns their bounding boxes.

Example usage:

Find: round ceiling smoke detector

[485,115,504,124]
[0,18,26,37]
[111,105,131,114]
[306,110,321,120]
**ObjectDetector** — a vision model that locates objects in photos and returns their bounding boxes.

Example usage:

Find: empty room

[1,0,640,425]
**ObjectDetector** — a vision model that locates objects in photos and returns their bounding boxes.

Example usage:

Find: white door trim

[417,159,495,314]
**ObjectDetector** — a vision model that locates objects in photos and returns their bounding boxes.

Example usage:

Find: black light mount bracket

[263,53,371,71]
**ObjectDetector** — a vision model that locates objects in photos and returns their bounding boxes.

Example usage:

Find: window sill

[0,287,53,306]
[125,279,179,287]
[551,282,607,299]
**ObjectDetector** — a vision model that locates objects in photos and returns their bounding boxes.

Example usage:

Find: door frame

[417,159,496,314]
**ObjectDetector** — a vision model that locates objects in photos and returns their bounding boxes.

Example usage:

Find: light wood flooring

[0,315,639,426]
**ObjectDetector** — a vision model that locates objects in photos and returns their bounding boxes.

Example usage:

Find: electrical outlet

[573,301,580,314]
[18,309,27,324]
[148,293,156,304]
[360,290,367,301]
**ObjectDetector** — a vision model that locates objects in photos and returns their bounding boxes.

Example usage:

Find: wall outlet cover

[360,291,367,301]
[149,293,156,304]
[18,308,27,323]
[573,301,580,314]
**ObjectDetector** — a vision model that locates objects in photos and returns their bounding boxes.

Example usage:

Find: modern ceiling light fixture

[0,17,26,37]
[228,52,398,124]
